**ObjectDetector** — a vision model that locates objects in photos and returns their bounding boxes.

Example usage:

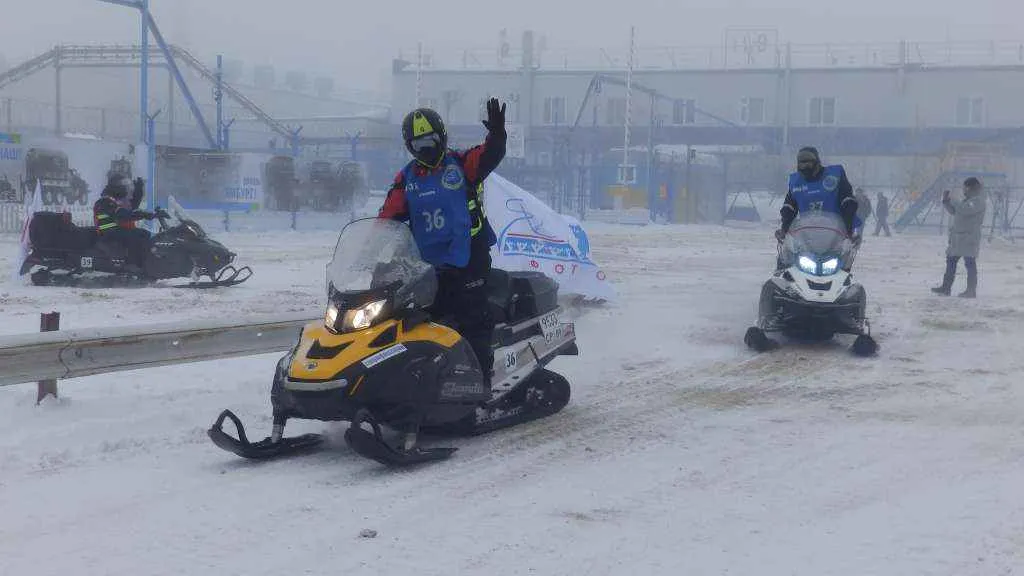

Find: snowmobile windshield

[781,213,852,273]
[166,195,206,238]
[325,218,437,307]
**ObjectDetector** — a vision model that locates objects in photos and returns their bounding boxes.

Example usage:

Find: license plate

[539,309,562,342]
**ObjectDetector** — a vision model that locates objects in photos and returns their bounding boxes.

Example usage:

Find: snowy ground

[2,223,1024,575]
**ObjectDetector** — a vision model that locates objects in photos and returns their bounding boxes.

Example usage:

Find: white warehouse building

[390,32,1024,227]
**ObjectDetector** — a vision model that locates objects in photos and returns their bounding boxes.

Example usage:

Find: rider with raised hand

[379,97,508,385]
[93,174,157,271]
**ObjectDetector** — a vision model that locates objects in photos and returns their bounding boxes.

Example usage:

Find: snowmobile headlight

[820,257,839,275]
[325,302,340,329]
[340,299,387,332]
[798,256,817,274]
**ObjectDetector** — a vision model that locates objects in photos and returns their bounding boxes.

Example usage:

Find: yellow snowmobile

[208,217,578,467]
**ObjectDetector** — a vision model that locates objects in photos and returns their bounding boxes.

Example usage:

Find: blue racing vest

[788,165,862,231]
[402,155,473,267]
[788,165,845,214]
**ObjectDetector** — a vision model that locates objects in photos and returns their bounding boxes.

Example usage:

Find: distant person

[873,191,891,236]
[932,177,986,298]
[855,187,872,230]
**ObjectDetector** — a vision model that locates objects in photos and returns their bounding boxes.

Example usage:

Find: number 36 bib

[402,154,473,268]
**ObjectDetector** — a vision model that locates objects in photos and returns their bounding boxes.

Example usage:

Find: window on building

[809,97,837,126]
[741,97,766,125]
[956,97,984,127]
[506,92,521,123]
[672,99,696,125]
[543,96,566,125]
[606,98,627,125]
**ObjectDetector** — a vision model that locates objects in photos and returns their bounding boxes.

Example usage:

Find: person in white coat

[932,177,986,298]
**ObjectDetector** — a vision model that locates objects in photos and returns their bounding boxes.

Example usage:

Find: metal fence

[402,39,1024,72]
[0,312,316,388]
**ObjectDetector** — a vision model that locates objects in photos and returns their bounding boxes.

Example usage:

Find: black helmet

[401,107,447,167]
[102,173,129,200]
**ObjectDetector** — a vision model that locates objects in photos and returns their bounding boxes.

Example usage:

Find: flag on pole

[12,180,43,283]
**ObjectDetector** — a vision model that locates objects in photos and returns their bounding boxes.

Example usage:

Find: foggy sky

[3,0,1022,98]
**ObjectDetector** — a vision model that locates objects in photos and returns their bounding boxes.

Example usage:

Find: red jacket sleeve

[454,131,507,186]
[378,169,409,221]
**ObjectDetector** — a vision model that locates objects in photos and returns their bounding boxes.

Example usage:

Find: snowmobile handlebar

[154,207,171,230]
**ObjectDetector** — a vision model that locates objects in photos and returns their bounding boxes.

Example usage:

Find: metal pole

[416,42,423,107]
[37,312,60,403]
[623,26,634,179]
[222,119,233,149]
[147,109,160,213]
[54,58,63,135]
[647,92,655,220]
[215,54,223,149]
[140,0,150,143]
[167,71,174,145]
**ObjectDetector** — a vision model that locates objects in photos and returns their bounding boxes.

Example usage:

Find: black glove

[850,230,862,247]
[482,97,506,135]
[774,229,786,243]
[131,178,145,209]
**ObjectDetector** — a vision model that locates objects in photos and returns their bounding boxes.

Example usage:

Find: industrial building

[391,31,1024,229]
[4,27,1024,231]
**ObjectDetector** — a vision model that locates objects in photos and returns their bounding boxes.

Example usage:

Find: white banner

[484,173,616,302]
[11,180,42,283]
[221,153,268,206]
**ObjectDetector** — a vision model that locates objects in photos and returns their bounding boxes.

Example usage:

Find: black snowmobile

[209,217,579,468]
[744,212,878,356]
[19,195,252,289]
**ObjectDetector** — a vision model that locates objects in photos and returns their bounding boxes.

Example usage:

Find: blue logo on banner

[498,197,593,264]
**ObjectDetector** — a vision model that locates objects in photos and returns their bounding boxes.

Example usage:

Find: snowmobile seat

[94,235,126,258]
[70,225,99,250]
[488,269,559,325]
[487,269,515,324]
[28,211,96,251]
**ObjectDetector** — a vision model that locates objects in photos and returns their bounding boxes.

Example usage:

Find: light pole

[97,0,153,210]
[97,0,150,143]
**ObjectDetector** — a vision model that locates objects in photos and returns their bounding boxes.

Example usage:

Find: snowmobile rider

[775,147,860,268]
[93,175,159,271]
[379,98,507,385]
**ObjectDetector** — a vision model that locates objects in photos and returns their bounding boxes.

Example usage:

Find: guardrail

[0,312,320,389]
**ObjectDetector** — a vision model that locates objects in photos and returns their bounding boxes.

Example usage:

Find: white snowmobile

[744,212,879,356]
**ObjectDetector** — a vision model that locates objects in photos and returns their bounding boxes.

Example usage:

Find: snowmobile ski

[207,409,324,460]
[852,334,879,357]
[744,327,780,353]
[344,409,458,467]
[170,265,253,289]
